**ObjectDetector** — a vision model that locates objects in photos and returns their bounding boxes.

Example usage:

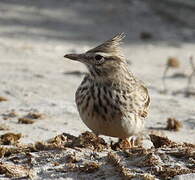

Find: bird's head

[64,33,128,80]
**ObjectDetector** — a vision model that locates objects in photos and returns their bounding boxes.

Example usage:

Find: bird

[64,33,150,148]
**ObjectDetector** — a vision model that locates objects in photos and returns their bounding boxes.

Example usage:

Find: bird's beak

[64,53,83,61]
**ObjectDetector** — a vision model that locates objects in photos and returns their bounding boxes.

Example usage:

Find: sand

[0,0,195,179]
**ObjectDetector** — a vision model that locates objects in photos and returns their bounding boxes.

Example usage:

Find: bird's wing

[129,83,150,118]
[139,84,150,117]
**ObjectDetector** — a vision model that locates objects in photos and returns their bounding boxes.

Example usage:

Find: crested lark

[64,33,150,147]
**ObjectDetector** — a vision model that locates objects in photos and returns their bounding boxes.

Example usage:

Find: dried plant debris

[107,152,121,167]
[149,134,175,148]
[165,144,195,159]
[0,162,35,178]
[135,152,160,167]
[32,141,65,151]
[66,153,81,163]
[72,131,108,151]
[18,112,44,124]
[18,118,35,124]
[47,133,75,149]
[0,132,194,179]
[0,133,21,145]
[107,152,156,179]
[152,166,193,180]
[63,163,78,172]
[0,147,7,157]
[109,143,194,179]
[47,132,108,152]
[166,117,183,131]
[0,96,8,102]
[50,131,108,151]
[57,158,100,174]
[20,132,105,152]
[167,57,180,68]
[25,112,44,119]
[162,57,180,93]
[107,152,133,178]
[0,145,38,158]
[79,162,100,173]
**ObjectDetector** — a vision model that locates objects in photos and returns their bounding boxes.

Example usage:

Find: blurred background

[0,0,195,42]
[0,0,195,144]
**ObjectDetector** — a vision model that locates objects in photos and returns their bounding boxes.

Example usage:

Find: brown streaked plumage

[64,33,150,148]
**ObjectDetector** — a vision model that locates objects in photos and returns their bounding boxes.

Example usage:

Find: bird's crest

[87,33,125,56]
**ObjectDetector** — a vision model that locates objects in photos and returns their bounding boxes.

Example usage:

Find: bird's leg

[130,136,137,147]
[124,138,132,149]
[119,138,132,149]
[120,136,137,149]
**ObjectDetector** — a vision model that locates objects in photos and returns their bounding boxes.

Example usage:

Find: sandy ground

[0,0,195,179]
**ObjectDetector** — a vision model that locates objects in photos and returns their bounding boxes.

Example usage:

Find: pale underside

[75,75,149,139]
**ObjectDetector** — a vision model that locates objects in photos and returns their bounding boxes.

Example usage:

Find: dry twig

[162,57,180,93]
[186,56,195,97]
[166,118,183,131]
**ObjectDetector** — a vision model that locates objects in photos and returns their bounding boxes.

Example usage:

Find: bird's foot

[120,136,138,149]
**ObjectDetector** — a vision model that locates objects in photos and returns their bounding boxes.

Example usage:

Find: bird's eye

[94,54,105,65]
[94,54,104,61]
